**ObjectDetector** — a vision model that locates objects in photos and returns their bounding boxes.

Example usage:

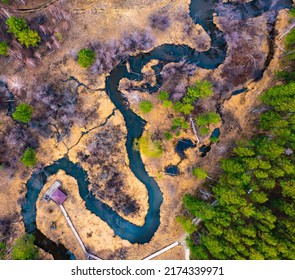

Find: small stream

[0,80,15,115]
[21,0,293,258]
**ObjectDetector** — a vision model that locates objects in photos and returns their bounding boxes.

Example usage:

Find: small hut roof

[51,188,67,205]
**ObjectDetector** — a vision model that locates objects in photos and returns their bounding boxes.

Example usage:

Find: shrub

[11,234,39,260]
[176,216,197,234]
[158,90,169,101]
[139,100,153,113]
[199,126,210,136]
[6,16,40,48]
[138,134,163,158]
[173,101,194,115]
[163,100,172,108]
[171,117,189,130]
[0,41,8,56]
[210,136,219,143]
[195,112,221,126]
[6,17,27,37]
[164,132,173,140]
[21,148,37,167]
[12,103,33,123]
[77,48,96,68]
[18,29,41,48]
[192,167,208,180]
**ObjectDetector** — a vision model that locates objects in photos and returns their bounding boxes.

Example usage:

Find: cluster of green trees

[6,16,41,48]
[158,90,172,108]
[195,112,221,136]
[0,234,39,260]
[11,234,39,260]
[135,80,216,157]
[173,80,213,115]
[158,82,217,141]
[179,75,295,259]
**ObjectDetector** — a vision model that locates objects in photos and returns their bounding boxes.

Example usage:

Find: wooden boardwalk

[59,205,101,260]
[142,242,180,260]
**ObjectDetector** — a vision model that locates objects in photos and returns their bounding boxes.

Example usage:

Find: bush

[210,136,219,143]
[11,234,39,260]
[158,90,169,101]
[12,103,33,123]
[164,132,173,140]
[18,29,41,48]
[176,216,197,234]
[173,80,214,115]
[186,80,214,101]
[139,100,153,113]
[163,100,172,108]
[173,101,194,115]
[138,134,163,158]
[171,117,189,130]
[6,17,27,37]
[21,148,37,167]
[0,41,8,56]
[199,126,210,136]
[195,112,221,126]
[192,167,208,180]
[77,48,96,68]
[6,16,40,48]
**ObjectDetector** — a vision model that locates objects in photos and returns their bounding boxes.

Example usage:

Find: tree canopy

[173,80,214,115]
[12,103,33,123]
[134,133,163,158]
[6,16,40,48]
[139,100,153,113]
[77,48,96,68]
[11,234,39,260]
[192,167,208,180]
[195,112,221,136]
[21,148,37,167]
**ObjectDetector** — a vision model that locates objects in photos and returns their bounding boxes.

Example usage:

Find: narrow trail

[5,0,60,14]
